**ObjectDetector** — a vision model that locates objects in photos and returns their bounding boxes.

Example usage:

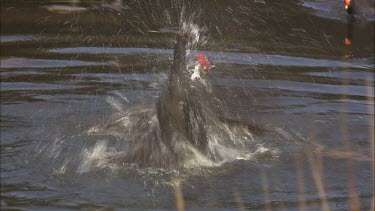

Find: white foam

[77,140,112,173]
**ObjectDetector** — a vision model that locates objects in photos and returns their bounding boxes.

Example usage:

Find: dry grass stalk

[172,177,185,211]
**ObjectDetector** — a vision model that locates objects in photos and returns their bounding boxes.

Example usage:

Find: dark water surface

[1,0,374,210]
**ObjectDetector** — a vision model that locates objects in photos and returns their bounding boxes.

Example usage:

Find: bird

[345,0,375,16]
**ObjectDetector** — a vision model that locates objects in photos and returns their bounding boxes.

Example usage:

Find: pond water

[1,0,374,210]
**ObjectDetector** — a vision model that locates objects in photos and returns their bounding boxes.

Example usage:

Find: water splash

[78,19,293,169]
[36,22,305,188]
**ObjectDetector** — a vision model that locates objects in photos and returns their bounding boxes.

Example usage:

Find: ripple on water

[0,57,115,69]
[0,35,36,43]
[48,47,374,69]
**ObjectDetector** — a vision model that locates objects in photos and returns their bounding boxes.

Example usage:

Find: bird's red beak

[196,52,212,73]
[345,0,351,10]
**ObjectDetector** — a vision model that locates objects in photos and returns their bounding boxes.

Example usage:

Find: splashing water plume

[68,22,303,179]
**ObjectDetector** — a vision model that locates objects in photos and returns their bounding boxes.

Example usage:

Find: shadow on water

[1,0,374,210]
